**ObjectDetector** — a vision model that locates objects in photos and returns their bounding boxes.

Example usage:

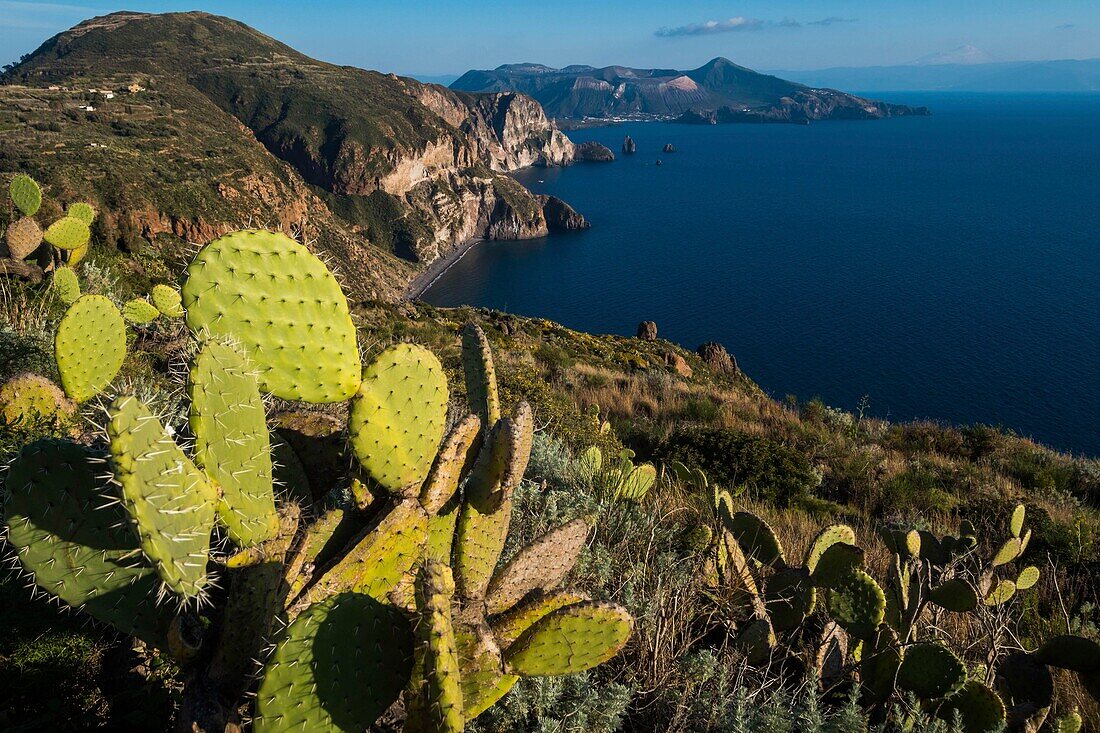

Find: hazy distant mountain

[912,45,991,66]
[769,58,1100,92]
[451,57,929,123]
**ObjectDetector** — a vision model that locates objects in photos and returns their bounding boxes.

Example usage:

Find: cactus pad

[189,339,279,547]
[44,216,91,250]
[406,562,463,733]
[576,445,602,482]
[55,295,126,402]
[9,174,41,216]
[66,202,96,225]
[881,528,922,559]
[0,373,75,426]
[421,414,481,514]
[726,511,785,568]
[615,463,657,501]
[810,542,865,589]
[150,284,184,318]
[734,618,777,665]
[4,440,173,648]
[50,266,81,305]
[349,344,449,495]
[485,519,588,615]
[490,589,590,647]
[1016,565,1040,590]
[984,579,1017,606]
[827,569,886,640]
[897,642,967,699]
[108,396,217,599]
[992,537,1023,567]
[5,216,42,260]
[462,322,500,427]
[504,601,633,676]
[929,579,979,612]
[456,620,515,719]
[254,592,413,732]
[1055,712,1084,733]
[182,230,361,402]
[123,298,160,325]
[1033,635,1100,673]
[804,524,856,573]
[1010,504,1026,537]
[764,568,817,631]
[936,681,1006,732]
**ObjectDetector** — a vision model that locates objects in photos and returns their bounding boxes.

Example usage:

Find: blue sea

[424,94,1100,456]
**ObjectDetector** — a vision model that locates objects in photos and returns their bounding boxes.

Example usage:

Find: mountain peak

[912,44,990,66]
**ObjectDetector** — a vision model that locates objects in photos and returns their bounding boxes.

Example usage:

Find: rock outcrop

[537,195,590,231]
[623,136,637,154]
[663,144,676,153]
[637,321,658,340]
[675,89,929,126]
[574,141,615,162]
[697,342,738,375]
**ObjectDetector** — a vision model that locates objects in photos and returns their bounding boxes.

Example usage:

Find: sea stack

[622,135,636,154]
[663,143,676,153]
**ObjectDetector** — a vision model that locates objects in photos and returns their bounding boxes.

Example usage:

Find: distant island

[450,57,930,125]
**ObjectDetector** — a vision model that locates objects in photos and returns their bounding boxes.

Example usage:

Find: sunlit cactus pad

[254,592,412,732]
[189,339,278,547]
[123,298,160,325]
[485,518,589,615]
[4,440,172,647]
[151,283,184,318]
[108,396,217,599]
[0,372,75,426]
[182,230,361,402]
[55,294,126,402]
[5,216,42,260]
[44,216,91,250]
[50,266,81,305]
[826,568,885,640]
[66,202,96,225]
[504,601,633,676]
[349,344,449,494]
[9,173,41,216]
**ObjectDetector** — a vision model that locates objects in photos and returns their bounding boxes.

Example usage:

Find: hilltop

[1,11,590,299]
[451,57,930,124]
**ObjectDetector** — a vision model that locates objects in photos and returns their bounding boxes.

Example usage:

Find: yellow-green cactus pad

[615,463,657,501]
[55,295,126,402]
[810,542,865,588]
[1010,504,1026,537]
[929,578,979,612]
[182,230,361,402]
[421,414,481,514]
[462,322,501,427]
[189,339,278,547]
[457,620,516,719]
[4,440,172,649]
[490,589,590,647]
[1054,712,1083,733]
[0,373,75,426]
[67,239,89,267]
[897,642,967,699]
[9,174,41,216]
[725,510,785,568]
[123,298,160,325]
[804,524,856,573]
[1016,565,1040,590]
[349,344,449,495]
[44,216,91,250]
[936,681,1006,732]
[984,579,1017,606]
[764,568,817,631]
[504,601,633,676]
[485,519,588,615]
[992,536,1024,567]
[50,266,81,305]
[254,592,413,732]
[108,396,218,599]
[406,562,463,733]
[827,569,886,640]
[5,216,42,260]
[66,202,96,225]
[150,283,184,318]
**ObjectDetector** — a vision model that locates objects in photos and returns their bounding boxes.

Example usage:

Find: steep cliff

[1,11,581,299]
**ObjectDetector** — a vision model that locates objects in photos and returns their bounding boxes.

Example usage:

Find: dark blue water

[425,94,1100,456]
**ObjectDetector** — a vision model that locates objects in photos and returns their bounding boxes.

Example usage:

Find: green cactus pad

[182,229,361,402]
[734,618,777,666]
[108,396,218,599]
[455,404,533,601]
[764,568,817,631]
[427,492,461,564]
[880,527,922,559]
[1016,565,1040,590]
[984,579,1016,606]
[189,339,279,547]
[456,620,516,719]
[66,202,96,225]
[254,592,413,732]
[576,445,602,482]
[929,579,979,612]
[349,344,449,496]
[485,519,588,615]
[725,511,785,568]
[827,569,886,640]
[897,642,967,699]
[810,542,865,588]
[421,414,481,514]
[43,216,91,250]
[719,528,765,616]
[997,652,1053,710]
[0,373,75,426]
[4,440,173,649]
[936,681,1006,732]
[992,537,1023,567]
[490,589,590,647]
[1055,712,1084,733]
[9,174,41,216]
[55,295,126,402]
[1033,635,1100,673]
[917,530,949,565]
[50,266,81,305]
[804,524,856,573]
[860,628,903,703]
[5,216,42,260]
[67,239,89,266]
[1010,504,1026,537]
[504,601,633,676]
[150,284,184,318]
[123,298,160,325]
[615,463,657,501]
[462,322,500,427]
[406,562,463,733]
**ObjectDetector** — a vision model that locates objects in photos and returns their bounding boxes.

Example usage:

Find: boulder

[622,135,636,154]
[636,321,657,340]
[697,341,738,375]
[664,352,692,377]
[575,141,615,162]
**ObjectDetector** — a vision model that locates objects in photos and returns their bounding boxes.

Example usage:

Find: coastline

[403,237,484,301]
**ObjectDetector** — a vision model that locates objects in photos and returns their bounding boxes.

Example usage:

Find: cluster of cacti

[3,228,633,732]
[574,444,657,502]
[4,174,94,265]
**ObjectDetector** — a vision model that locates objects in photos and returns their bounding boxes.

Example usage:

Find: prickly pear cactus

[613,462,657,501]
[725,510,786,568]
[929,578,979,612]
[485,518,589,615]
[55,294,126,402]
[50,266,81,305]
[123,297,160,325]
[182,230,361,402]
[0,373,75,426]
[349,344,449,495]
[189,339,279,547]
[804,524,856,573]
[462,322,501,427]
[66,202,96,225]
[151,283,184,318]
[43,216,91,250]
[406,562,464,733]
[504,601,634,676]
[108,395,218,599]
[9,173,41,216]
[936,681,1006,732]
[4,216,42,260]
[897,642,967,699]
[826,569,885,640]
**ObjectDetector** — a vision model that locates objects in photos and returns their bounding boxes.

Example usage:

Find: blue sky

[2,1,1098,74]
